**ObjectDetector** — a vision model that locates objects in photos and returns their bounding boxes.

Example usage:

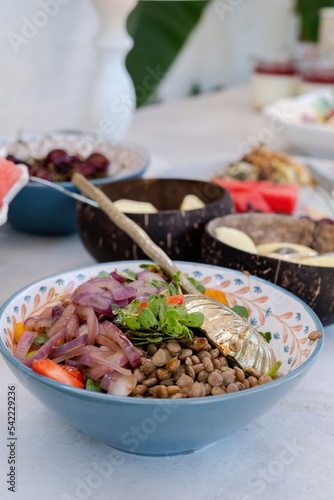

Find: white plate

[0,131,150,187]
[264,90,334,158]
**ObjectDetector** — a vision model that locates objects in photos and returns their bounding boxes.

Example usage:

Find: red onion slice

[38,306,53,317]
[137,271,165,283]
[52,305,65,321]
[88,277,123,289]
[100,372,113,391]
[23,317,38,330]
[96,333,119,352]
[47,304,76,338]
[65,359,86,370]
[65,314,80,342]
[50,333,88,360]
[71,277,122,300]
[111,286,136,302]
[107,372,137,396]
[34,317,54,330]
[52,345,100,364]
[80,277,122,294]
[73,293,113,315]
[75,306,99,344]
[112,298,129,308]
[88,350,130,375]
[134,286,158,297]
[88,365,111,380]
[128,279,146,291]
[102,321,141,367]
[110,271,127,283]
[137,292,152,302]
[14,331,38,362]
[24,329,66,367]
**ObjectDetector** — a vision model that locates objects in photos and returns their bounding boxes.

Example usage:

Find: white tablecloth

[0,88,333,500]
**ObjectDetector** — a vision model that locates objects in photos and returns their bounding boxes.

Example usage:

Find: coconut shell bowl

[201,213,334,326]
[77,178,233,263]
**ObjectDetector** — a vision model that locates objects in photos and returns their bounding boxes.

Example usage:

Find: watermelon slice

[213,179,298,214]
[231,191,273,213]
[0,158,29,225]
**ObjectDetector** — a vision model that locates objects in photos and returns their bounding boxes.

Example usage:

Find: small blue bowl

[0,261,324,456]
[4,132,150,235]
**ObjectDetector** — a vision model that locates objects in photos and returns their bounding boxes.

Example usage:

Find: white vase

[90,0,137,142]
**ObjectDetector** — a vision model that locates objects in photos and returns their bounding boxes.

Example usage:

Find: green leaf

[139,264,161,272]
[151,279,168,288]
[112,304,121,315]
[259,331,272,343]
[115,293,200,345]
[296,0,334,42]
[174,322,183,335]
[231,305,249,319]
[167,283,177,296]
[96,271,110,278]
[125,317,141,330]
[187,277,205,294]
[172,271,182,294]
[126,299,141,315]
[267,361,282,378]
[164,310,179,329]
[86,378,103,392]
[180,312,204,328]
[181,325,193,339]
[131,336,163,345]
[146,294,167,317]
[166,305,188,319]
[33,334,48,345]
[138,308,159,330]
[126,1,209,106]
[116,269,137,282]
[25,350,37,359]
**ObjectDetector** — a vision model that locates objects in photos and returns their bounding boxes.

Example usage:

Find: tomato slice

[32,359,84,389]
[137,294,184,312]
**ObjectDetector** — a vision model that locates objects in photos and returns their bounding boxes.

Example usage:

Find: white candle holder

[90,0,137,142]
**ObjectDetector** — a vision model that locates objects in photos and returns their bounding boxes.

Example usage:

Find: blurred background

[1,0,332,135]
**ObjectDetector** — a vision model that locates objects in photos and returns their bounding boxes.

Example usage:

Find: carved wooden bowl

[202,213,334,325]
[77,178,233,263]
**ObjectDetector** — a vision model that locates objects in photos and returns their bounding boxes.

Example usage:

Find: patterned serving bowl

[1,131,150,235]
[0,261,324,456]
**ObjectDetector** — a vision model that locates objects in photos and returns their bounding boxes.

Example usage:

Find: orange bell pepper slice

[204,289,229,306]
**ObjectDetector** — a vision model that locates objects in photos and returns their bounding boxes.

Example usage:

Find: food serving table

[0,87,333,500]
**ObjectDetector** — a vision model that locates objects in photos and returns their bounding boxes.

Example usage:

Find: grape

[46,149,72,165]
[6,154,26,165]
[86,152,109,172]
[8,146,109,183]
[74,162,96,177]
[34,168,53,181]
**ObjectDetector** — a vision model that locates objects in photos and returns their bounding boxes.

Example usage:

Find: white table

[1,88,333,500]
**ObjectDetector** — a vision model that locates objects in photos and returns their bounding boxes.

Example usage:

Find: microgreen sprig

[112,294,204,346]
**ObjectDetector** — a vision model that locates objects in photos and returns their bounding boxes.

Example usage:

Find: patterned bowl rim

[0,261,324,406]
[0,131,151,188]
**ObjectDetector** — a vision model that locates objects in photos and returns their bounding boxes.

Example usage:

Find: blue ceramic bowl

[4,132,150,235]
[0,261,324,456]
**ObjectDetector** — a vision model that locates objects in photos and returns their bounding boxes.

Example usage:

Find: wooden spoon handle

[72,173,200,295]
